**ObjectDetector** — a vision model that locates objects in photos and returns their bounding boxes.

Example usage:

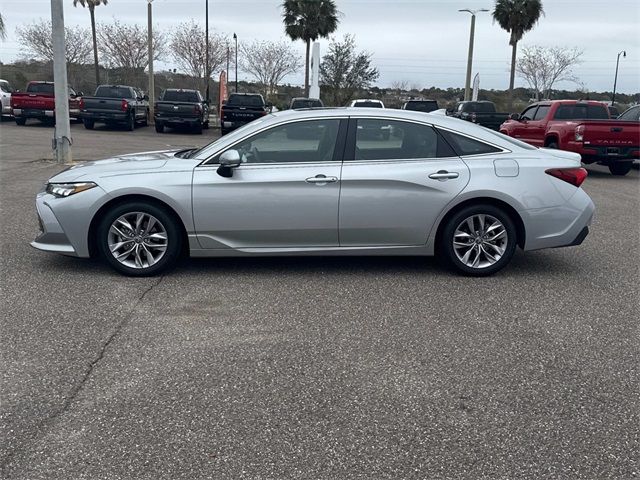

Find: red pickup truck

[11,81,82,126]
[500,100,640,175]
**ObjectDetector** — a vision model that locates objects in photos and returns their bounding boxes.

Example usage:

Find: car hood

[48,149,198,182]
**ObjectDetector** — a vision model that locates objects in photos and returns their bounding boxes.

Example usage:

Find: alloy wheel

[107,212,168,269]
[452,214,508,269]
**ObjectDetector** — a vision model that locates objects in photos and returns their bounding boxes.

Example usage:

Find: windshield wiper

[174,147,197,158]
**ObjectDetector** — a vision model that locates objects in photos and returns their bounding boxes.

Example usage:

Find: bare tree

[16,20,92,65]
[239,40,301,97]
[391,80,409,93]
[170,21,228,92]
[320,35,379,106]
[0,12,7,40]
[517,45,583,100]
[97,20,165,85]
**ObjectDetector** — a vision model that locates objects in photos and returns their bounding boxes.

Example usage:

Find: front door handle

[305,174,338,184]
[429,170,459,180]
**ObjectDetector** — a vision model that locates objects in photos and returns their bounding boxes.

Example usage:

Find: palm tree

[0,13,7,41]
[73,0,108,87]
[493,0,544,94]
[282,0,339,96]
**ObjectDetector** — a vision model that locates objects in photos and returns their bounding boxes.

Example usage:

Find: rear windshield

[461,102,496,113]
[27,83,54,94]
[291,99,323,109]
[228,95,264,107]
[353,101,383,108]
[404,101,438,112]
[553,104,609,120]
[95,86,133,98]
[162,90,200,102]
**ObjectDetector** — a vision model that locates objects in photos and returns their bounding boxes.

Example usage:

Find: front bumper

[31,195,78,256]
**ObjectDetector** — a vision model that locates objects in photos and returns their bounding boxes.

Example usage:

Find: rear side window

[439,130,502,156]
[162,90,200,102]
[27,83,54,94]
[351,119,455,161]
[533,105,550,120]
[467,102,496,113]
[95,86,132,98]
[554,104,609,120]
[228,95,264,107]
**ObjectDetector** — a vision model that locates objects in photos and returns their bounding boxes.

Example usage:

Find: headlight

[46,182,97,197]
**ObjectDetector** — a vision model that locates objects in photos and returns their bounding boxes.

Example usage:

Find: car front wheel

[97,202,182,276]
[441,204,517,276]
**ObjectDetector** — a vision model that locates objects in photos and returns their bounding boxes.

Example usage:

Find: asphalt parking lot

[1,119,638,479]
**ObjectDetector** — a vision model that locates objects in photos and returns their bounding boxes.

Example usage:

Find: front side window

[353,119,453,161]
[520,106,538,121]
[221,119,341,164]
[533,105,550,120]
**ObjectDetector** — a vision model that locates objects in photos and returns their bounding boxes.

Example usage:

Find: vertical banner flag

[219,71,228,115]
[472,73,480,101]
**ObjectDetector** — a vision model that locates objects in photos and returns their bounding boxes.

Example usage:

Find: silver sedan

[32,108,595,276]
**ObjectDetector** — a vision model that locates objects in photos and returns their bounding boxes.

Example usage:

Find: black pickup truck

[154,89,209,134]
[220,93,270,135]
[80,85,149,131]
[447,101,509,131]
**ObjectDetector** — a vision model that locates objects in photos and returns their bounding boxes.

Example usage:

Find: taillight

[121,99,128,111]
[575,125,585,142]
[79,98,85,109]
[545,168,588,187]
[153,102,158,111]
[471,112,477,123]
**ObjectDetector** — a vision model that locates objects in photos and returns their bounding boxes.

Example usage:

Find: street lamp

[459,8,488,101]
[233,33,238,92]
[205,0,209,103]
[611,50,626,106]
[147,0,154,124]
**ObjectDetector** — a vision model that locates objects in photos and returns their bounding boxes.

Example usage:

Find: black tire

[96,201,182,277]
[608,163,632,176]
[440,204,518,277]
[83,119,95,130]
[546,141,558,149]
[15,117,27,126]
[194,121,203,134]
[141,110,149,126]
[220,127,228,136]
[203,120,209,130]
[126,113,135,131]
[155,122,164,133]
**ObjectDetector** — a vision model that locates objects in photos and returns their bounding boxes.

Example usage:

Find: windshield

[618,106,640,121]
[162,90,200,102]
[228,94,264,107]
[95,86,133,98]
[27,83,54,94]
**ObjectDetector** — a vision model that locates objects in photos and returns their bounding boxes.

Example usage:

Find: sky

[1,0,639,93]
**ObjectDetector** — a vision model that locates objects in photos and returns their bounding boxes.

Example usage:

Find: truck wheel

[203,120,210,130]
[194,121,203,134]
[609,163,632,176]
[220,127,228,136]
[126,113,135,131]
[83,119,95,130]
[440,204,517,277]
[546,141,559,149]
[141,110,149,127]
[155,122,164,133]
[15,117,27,126]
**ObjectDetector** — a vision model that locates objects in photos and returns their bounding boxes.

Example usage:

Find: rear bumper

[81,111,129,123]
[155,115,201,126]
[566,141,639,163]
[12,108,54,119]
[522,187,595,251]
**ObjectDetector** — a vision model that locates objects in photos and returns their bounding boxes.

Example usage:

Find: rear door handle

[305,174,338,184]
[429,170,459,180]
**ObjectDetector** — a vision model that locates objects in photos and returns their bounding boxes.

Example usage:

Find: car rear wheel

[608,163,632,176]
[194,121,203,134]
[441,204,517,276]
[83,119,95,129]
[141,110,149,126]
[15,117,26,126]
[155,122,164,133]
[97,202,182,276]
[126,113,135,131]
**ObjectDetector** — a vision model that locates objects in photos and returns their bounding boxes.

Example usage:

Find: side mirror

[217,149,242,177]
[77,91,84,97]
[70,93,77,99]
[143,94,149,101]
[222,100,227,105]
[509,113,520,121]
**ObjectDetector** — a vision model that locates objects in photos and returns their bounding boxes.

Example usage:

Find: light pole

[459,8,488,101]
[233,33,238,92]
[51,0,72,163]
[147,0,154,124]
[205,0,209,103]
[611,50,626,106]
